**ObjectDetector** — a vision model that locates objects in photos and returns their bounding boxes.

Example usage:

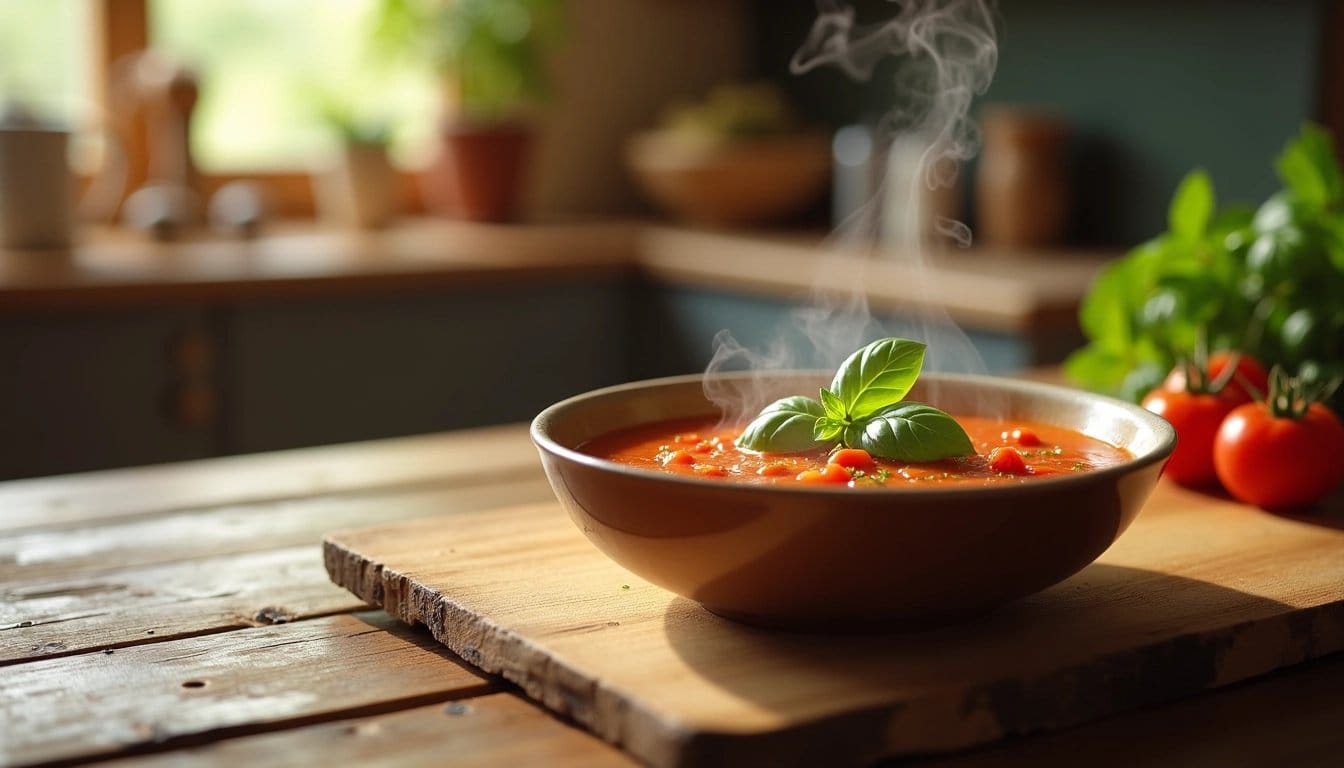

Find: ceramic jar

[975,109,1070,249]
[316,144,396,229]
[0,124,73,249]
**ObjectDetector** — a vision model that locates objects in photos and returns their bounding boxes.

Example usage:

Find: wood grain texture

[0,425,539,533]
[324,485,1344,768]
[918,651,1344,768]
[0,612,495,767]
[104,693,637,768]
[1,546,364,664]
[0,475,554,583]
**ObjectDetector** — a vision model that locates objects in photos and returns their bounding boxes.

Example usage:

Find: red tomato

[757,462,794,477]
[1164,352,1269,405]
[830,448,876,472]
[662,450,695,466]
[1214,402,1344,508]
[796,463,851,485]
[988,446,1029,475]
[1142,387,1235,487]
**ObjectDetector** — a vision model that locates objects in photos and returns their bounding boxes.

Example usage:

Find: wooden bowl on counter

[531,372,1175,631]
[625,132,831,228]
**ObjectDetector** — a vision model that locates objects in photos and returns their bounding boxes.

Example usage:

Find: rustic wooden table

[3,424,1342,767]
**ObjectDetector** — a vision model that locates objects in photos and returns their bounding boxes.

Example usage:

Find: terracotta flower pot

[423,120,532,222]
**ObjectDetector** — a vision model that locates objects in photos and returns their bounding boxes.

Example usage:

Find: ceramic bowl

[531,372,1175,630]
[625,132,830,228]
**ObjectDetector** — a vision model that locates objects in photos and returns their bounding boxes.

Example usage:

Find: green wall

[756,0,1326,245]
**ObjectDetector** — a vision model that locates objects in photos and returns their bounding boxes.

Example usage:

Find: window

[150,0,439,173]
[3,0,440,216]
[0,0,95,129]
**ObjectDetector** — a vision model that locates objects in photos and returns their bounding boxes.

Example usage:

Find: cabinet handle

[170,330,213,377]
[164,327,215,429]
[171,383,216,429]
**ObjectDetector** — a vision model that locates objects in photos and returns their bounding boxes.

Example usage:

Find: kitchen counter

[0,220,1111,333]
[636,226,1110,333]
[3,422,1342,767]
[0,221,1113,480]
[0,220,637,312]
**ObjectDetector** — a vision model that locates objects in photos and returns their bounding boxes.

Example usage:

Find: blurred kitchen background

[0,0,1337,480]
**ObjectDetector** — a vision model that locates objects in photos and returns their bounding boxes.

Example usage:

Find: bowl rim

[531,371,1176,500]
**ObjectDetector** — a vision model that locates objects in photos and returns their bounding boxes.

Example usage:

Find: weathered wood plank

[0,425,539,533]
[323,484,1344,768]
[1,546,363,664]
[89,654,1344,768]
[0,475,555,583]
[919,651,1344,768]
[0,612,496,767]
[102,693,636,768]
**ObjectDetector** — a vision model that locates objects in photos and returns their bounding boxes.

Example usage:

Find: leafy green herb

[844,402,974,462]
[735,396,827,452]
[1067,123,1344,416]
[735,338,974,461]
[819,385,847,419]
[1169,170,1214,242]
[813,414,847,443]
[827,337,925,419]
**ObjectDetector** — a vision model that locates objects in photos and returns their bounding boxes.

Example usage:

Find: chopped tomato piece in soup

[584,416,1129,488]
[988,446,1030,475]
[829,448,877,472]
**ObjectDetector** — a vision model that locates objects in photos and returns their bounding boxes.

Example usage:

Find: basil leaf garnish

[829,338,927,419]
[819,387,846,420]
[735,337,974,463]
[848,402,974,463]
[735,396,827,452]
[813,416,846,442]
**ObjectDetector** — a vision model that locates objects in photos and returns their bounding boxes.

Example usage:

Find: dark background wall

[753,0,1327,245]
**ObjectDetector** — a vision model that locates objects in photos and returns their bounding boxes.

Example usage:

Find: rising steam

[795,0,997,250]
[704,0,1000,421]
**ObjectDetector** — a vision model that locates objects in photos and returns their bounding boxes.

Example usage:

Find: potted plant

[312,99,397,229]
[376,0,562,222]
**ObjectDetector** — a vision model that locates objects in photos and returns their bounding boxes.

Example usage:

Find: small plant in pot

[314,100,397,229]
[376,0,562,222]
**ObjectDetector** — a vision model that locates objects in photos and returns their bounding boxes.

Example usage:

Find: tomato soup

[582,416,1130,488]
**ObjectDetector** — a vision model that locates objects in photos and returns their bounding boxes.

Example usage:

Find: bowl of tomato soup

[531,372,1175,629]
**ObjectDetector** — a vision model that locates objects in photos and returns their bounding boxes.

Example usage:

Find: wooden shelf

[637,227,1116,333]
[0,220,638,311]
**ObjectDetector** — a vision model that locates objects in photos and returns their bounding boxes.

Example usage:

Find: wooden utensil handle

[136,54,199,190]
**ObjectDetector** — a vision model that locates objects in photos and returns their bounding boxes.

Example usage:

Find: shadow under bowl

[531,372,1175,631]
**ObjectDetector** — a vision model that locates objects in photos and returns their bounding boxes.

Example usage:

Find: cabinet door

[225,279,630,453]
[0,309,219,479]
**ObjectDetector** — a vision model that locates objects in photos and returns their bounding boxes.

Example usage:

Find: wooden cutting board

[324,482,1344,768]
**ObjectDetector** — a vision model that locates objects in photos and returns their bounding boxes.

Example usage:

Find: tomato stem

[1266,366,1343,420]
[1175,337,1247,397]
